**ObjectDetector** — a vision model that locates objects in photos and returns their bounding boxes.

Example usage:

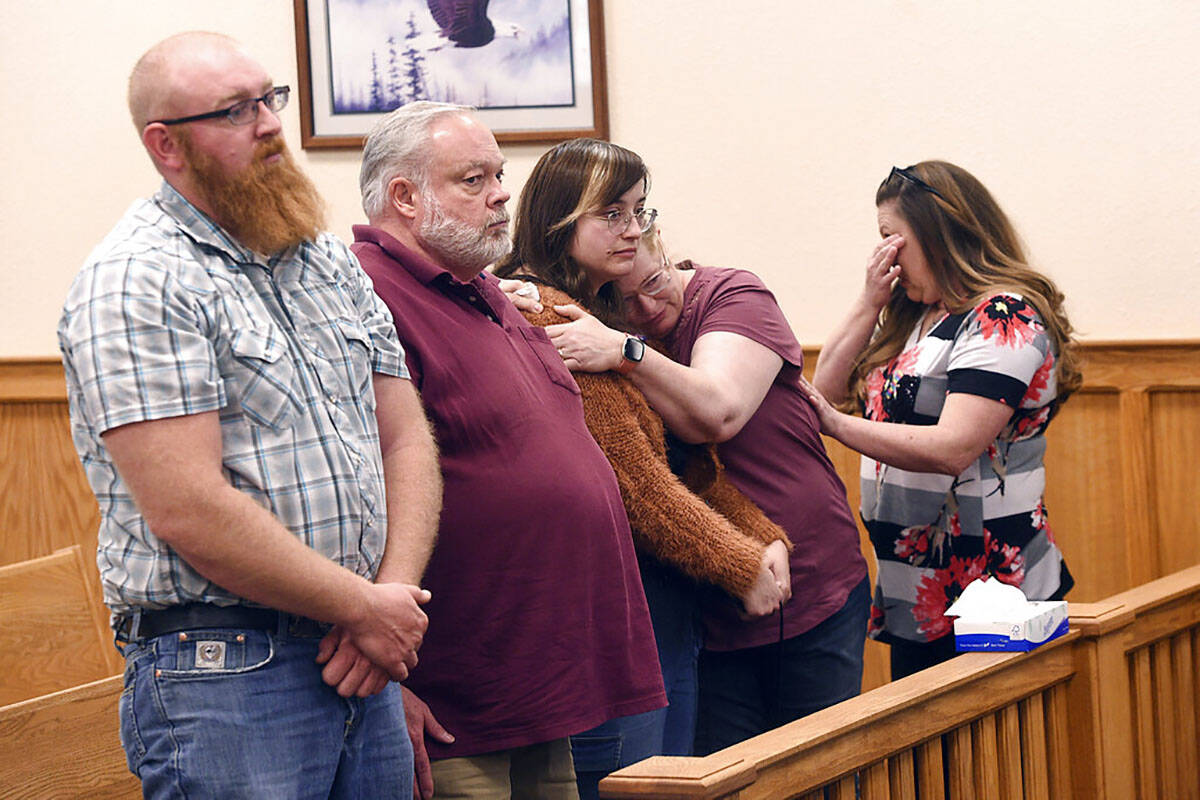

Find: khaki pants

[430,737,580,799]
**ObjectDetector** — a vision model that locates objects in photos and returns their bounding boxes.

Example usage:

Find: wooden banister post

[1066,601,1137,799]
[599,753,756,799]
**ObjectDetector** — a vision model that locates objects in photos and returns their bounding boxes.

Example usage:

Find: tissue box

[952,600,1069,652]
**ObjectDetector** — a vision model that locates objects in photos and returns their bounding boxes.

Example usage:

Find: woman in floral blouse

[804,161,1082,679]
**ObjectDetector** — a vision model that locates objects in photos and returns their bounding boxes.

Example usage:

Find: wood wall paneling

[1151,391,1200,574]
[1,401,99,565]
[1042,390,1129,601]
[3,343,1198,697]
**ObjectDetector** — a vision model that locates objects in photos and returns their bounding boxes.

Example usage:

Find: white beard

[418,191,511,274]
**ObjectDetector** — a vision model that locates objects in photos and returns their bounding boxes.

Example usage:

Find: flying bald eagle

[424,0,521,48]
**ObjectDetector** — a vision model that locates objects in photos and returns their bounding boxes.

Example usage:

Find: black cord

[774,601,784,724]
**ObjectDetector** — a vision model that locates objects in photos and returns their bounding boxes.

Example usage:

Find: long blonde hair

[848,161,1082,409]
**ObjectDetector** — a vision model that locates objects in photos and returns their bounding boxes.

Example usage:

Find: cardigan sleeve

[574,371,768,597]
[695,463,793,550]
[670,437,792,550]
[521,287,782,598]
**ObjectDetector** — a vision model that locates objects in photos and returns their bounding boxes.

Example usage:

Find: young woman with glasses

[804,160,1081,679]
[493,139,795,796]
[502,150,871,757]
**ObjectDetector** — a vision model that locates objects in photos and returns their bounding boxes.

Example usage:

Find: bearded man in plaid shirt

[57,31,440,799]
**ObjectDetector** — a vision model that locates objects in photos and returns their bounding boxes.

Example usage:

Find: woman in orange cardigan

[494,139,791,797]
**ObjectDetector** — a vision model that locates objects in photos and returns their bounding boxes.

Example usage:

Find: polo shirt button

[468,296,477,303]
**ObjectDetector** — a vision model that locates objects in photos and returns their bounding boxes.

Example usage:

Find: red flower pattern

[894,524,932,560]
[913,556,986,640]
[893,346,919,374]
[984,528,1026,586]
[1032,500,1057,545]
[865,346,920,421]
[864,366,887,420]
[974,295,1039,349]
[1022,349,1054,406]
[868,604,885,636]
[1012,405,1052,441]
[869,293,1066,644]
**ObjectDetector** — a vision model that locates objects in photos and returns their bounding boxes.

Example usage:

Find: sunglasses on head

[885,165,946,201]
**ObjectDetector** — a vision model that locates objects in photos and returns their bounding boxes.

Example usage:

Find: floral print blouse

[861,293,1073,644]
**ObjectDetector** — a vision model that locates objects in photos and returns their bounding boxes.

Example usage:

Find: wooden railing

[1068,565,1200,798]
[601,563,1200,799]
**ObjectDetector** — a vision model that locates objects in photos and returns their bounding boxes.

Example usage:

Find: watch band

[615,336,645,375]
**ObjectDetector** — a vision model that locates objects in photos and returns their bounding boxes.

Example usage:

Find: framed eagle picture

[293,0,608,148]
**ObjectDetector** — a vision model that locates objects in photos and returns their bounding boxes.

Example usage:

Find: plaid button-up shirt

[58,182,408,615]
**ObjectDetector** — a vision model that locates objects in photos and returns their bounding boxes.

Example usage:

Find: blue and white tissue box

[945,578,1069,652]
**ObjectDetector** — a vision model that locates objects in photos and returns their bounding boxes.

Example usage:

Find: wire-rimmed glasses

[596,207,658,234]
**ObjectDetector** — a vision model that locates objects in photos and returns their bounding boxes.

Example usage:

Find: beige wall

[3,1,1198,357]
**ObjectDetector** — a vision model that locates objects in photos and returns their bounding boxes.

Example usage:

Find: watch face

[623,336,646,362]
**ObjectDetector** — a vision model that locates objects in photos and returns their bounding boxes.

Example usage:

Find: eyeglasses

[885,165,946,201]
[149,86,291,127]
[595,207,658,234]
[621,262,675,303]
[633,268,672,298]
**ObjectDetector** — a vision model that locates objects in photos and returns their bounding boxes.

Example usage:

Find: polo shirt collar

[352,224,484,288]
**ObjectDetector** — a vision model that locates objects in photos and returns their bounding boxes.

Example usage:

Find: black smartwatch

[615,336,645,375]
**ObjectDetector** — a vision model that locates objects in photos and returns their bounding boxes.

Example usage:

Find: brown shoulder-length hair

[493,138,648,325]
[847,161,1082,410]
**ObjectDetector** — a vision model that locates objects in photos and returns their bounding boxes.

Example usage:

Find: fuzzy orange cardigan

[523,285,791,599]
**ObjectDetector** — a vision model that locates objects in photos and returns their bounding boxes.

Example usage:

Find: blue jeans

[571,558,701,799]
[641,556,702,755]
[694,576,870,755]
[570,708,665,800]
[118,619,413,799]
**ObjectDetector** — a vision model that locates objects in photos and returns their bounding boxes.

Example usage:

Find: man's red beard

[178,132,326,255]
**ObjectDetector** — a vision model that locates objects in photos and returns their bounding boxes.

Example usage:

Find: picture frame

[293,0,608,149]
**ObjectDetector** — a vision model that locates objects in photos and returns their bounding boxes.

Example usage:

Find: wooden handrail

[602,636,1078,799]
[602,562,1200,799]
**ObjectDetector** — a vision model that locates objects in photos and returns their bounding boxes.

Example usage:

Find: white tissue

[944,576,1069,651]
[945,576,1028,618]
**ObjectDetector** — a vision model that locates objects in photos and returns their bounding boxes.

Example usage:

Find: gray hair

[359,101,474,221]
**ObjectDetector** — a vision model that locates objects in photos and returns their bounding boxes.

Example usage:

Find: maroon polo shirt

[352,225,664,758]
[668,264,868,651]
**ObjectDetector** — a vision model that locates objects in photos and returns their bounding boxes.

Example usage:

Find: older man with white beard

[58,32,441,799]
[351,102,665,800]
